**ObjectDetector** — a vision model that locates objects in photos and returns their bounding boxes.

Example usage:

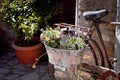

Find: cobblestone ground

[0,51,95,80]
[0,51,52,80]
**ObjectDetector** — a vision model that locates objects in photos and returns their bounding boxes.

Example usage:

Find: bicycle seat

[83,9,108,21]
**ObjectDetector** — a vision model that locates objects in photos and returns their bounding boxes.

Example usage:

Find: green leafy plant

[40,27,86,50]
[0,0,40,40]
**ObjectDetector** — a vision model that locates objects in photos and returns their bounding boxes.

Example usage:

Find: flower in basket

[41,27,86,51]
[41,27,87,73]
[40,28,61,47]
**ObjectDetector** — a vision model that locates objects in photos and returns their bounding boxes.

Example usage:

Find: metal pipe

[75,0,79,25]
[115,0,120,72]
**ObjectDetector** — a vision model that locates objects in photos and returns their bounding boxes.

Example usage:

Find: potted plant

[0,0,46,65]
[40,27,87,80]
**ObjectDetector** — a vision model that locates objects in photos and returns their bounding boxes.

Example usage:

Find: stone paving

[0,51,52,80]
[0,50,96,80]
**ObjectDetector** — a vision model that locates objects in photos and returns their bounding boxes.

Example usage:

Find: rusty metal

[102,70,118,80]
[85,40,99,66]
[88,39,105,67]
[94,21,113,69]
[81,63,118,80]
[32,53,47,68]
[49,62,56,80]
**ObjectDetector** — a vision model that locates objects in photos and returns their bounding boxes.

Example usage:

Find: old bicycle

[52,9,119,80]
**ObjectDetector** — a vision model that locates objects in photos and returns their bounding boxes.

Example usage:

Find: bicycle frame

[33,20,120,79]
[53,21,119,79]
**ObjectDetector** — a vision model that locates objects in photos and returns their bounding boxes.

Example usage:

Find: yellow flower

[45,37,50,41]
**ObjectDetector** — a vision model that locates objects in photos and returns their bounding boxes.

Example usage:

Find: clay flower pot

[12,37,46,65]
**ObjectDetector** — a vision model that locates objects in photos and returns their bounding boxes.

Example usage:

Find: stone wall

[76,0,117,57]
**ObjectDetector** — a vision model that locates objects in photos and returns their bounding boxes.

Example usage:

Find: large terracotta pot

[12,37,46,65]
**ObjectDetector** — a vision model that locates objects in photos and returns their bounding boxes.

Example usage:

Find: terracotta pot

[12,37,46,65]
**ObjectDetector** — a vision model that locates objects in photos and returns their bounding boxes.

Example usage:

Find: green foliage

[41,28,86,50]
[0,0,40,40]
[0,0,61,40]
[64,37,86,50]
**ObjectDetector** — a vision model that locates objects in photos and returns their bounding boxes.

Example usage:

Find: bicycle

[81,9,118,80]
[53,9,119,80]
[33,9,119,80]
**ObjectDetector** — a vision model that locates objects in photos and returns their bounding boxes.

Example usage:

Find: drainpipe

[115,0,120,72]
[75,0,78,25]
[75,0,79,25]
